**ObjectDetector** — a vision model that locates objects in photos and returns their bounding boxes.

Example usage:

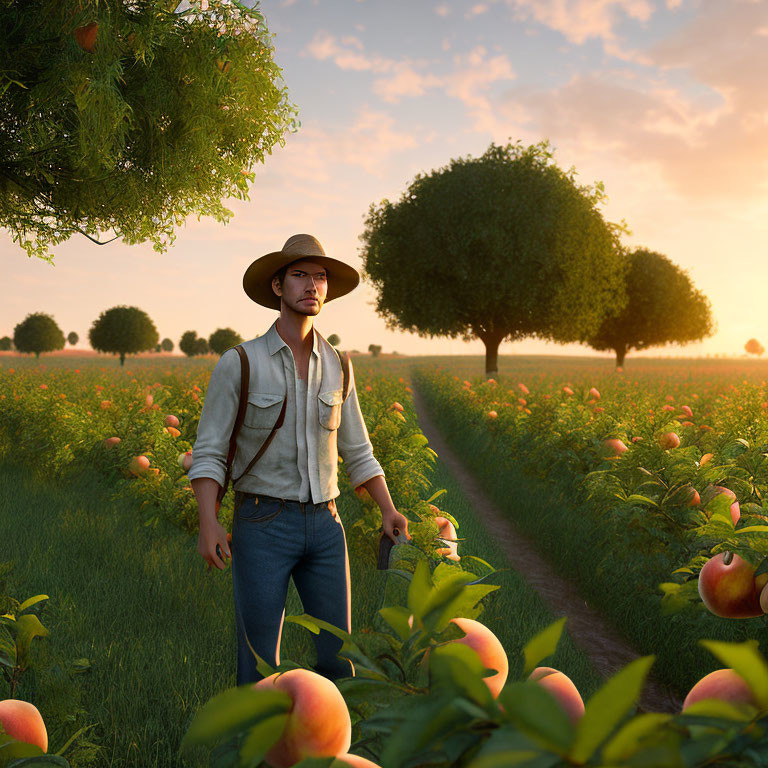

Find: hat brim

[243,252,360,310]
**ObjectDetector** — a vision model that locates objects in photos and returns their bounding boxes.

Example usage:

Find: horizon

[4,0,768,360]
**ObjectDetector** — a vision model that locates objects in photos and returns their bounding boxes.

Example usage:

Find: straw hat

[243,234,360,310]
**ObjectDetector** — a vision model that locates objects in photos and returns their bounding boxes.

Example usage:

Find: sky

[3,0,768,359]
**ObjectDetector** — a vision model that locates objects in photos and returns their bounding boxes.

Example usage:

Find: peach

[659,431,680,450]
[177,451,193,472]
[563,387,574,396]
[434,516,460,562]
[103,437,121,449]
[164,414,180,428]
[128,455,150,476]
[253,668,351,768]
[527,667,585,726]
[601,438,628,458]
[0,699,47,752]
[682,668,757,712]
[589,387,600,400]
[424,618,508,699]
[683,486,701,507]
[698,552,764,618]
[163,427,181,437]
[699,453,714,466]
[701,485,740,525]
[74,22,98,52]
[487,411,498,420]
[390,402,404,413]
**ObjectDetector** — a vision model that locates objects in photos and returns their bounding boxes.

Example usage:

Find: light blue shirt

[187,318,385,503]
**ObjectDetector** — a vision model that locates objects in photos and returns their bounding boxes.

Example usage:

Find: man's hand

[382,508,411,545]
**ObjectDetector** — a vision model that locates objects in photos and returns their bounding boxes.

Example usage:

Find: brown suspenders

[215,343,351,508]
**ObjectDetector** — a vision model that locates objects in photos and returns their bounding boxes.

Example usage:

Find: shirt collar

[266,318,320,359]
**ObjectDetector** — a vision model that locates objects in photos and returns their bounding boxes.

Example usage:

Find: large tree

[208,326,242,355]
[88,305,159,365]
[584,248,715,367]
[359,139,630,377]
[0,0,299,264]
[13,312,65,358]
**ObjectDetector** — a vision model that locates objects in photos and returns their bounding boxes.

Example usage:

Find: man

[188,233,410,685]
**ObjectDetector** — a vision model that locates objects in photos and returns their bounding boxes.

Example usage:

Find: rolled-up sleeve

[337,358,385,489]
[187,348,241,488]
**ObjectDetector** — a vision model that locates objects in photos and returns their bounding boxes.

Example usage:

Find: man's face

[273,259,327,316]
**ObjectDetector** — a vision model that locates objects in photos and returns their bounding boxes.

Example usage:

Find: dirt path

[410,385,685,715]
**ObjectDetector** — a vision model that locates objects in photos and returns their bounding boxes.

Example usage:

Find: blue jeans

[231,491,355,686]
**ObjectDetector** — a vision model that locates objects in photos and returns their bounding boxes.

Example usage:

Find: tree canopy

[13,312,65,358]
[208,326,242,354]
[0,0,299,264]
[584,247,715,366]
[359,139,630,376]
[88,304,159,364]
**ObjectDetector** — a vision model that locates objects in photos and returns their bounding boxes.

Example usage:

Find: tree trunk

[120,352,125,366]
[477,326,506,379]
[615,344,627,368]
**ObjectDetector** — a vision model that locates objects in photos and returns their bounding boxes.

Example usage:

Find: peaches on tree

[420,617,508,699]
[0,699,48,753]
[697,551,768,619]
[253,668,351,768]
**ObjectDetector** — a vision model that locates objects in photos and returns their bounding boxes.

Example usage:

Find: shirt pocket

[318,388,343,431]
[242,392,284,430]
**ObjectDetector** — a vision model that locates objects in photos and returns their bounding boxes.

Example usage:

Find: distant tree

[584,248,715,367]
[161,338,174,353]
[195,337,210,355]
[89,305,159,366]
[0,337,12,351]
[67,331,79,346]
[368,344,382,357]
[13,313,65,359]
[745,338,764,357]
[327,333,340,347]
[359,139,629,378]
[0,0,300,265]
[208,327,243,355]
[179,331,200,357]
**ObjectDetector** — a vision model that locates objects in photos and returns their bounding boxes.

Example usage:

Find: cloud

[434,4,451,16]
[506,0,656,45]
[466,3,491,18]
[304,32,516,133]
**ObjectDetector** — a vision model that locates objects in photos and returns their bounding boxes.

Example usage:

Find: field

[2,352,768,767]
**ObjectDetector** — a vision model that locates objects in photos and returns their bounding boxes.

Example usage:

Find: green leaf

[429,643,496,706]
[497,681,575,755]
[179,687,291,751]
[568,655,656,764]
[521,618,567,678]
[600,712,673,763]
[625,494,658,507]
[467,728,560,768]
[735,525,768,536]
[239,712,292,766]
[379,694,469,766]
[378,605,412,642]
[407,558,436,618]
